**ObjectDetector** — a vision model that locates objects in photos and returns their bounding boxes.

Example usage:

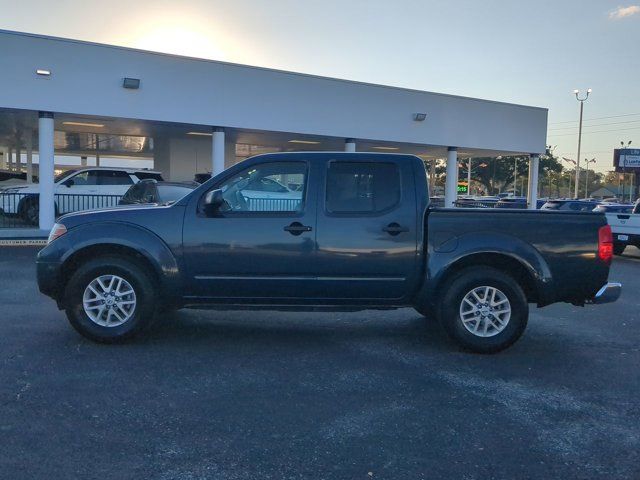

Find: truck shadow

[138,309,454,352]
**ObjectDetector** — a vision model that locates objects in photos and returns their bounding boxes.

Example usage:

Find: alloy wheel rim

[459,285,511,337]
[82,275,137,327]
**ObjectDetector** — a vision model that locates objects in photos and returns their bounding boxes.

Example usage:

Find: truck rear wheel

[64,255,157,343]
[437,266,528,353]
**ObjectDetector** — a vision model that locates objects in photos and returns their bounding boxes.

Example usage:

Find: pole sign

[457,181,468,194]
[614,148,640,172]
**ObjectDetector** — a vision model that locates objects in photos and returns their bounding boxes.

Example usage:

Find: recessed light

[36,69,51,77]
[62,121,105,128]
[413,113,427,121]
[187,132,213,136]
[372,146,399,151]
[288,139,320,145]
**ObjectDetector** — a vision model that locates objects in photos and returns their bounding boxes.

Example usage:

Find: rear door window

[325,162,400,214]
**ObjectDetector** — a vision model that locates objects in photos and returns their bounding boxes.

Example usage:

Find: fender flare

[419,231,554,307]
[58,221,182,301]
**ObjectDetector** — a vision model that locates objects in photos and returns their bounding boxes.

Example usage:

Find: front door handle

[284,222,312,236]
[383,222,409,236]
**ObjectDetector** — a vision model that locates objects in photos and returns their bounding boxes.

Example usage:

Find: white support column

[444,147,458,208]
[81,156,87,167]
[212,127,225,175]
[344,138,356,152]
[7,147,13,171]
[26,130,33,183]
[15,145,21,172]
[527,154,540,210]
[38,112,55,231]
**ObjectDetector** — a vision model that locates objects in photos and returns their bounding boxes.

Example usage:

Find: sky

[1,0,639,173]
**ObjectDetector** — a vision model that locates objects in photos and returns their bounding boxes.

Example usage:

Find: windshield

[54,169,78,183]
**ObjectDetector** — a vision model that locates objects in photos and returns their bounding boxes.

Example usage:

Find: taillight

[47,223,67,244]
[598,224,613,263]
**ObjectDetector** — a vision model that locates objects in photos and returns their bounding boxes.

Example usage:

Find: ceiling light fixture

[187,131,213,136]
[36,69,51,77]
[372,146,399,151]
[62,121,105,128]
[413,113,427,121]
[288,139,320,145]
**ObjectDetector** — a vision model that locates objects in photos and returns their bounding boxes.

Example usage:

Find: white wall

[0,30,548,154]
[153,136,236,182]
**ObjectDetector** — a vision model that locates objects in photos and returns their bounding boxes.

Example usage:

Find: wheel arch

[57,222,183,306]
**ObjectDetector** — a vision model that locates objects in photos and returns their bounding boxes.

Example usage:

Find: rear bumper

[586,282,622,305]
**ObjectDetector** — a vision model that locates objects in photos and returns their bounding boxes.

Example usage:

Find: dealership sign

[614,148,640,172]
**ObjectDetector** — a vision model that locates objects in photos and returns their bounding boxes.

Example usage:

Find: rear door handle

[383,222,409,236]
[284,222,312,236]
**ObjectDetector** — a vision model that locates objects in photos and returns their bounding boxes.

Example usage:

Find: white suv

[0,167,163,225]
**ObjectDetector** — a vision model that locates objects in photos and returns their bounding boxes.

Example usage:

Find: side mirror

[64,179,74,188]
[203,189,227,215]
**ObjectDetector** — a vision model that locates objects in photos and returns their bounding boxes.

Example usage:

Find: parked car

[455,196,500,208]
[0,167,163,224]
[119,180,198,206]
[604,204,640,255]
[495,197,545,209]
[37,152,620,353]
[540,199,599,212]
[592,203,633,214]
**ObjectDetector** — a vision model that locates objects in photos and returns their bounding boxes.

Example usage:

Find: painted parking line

[0,239,47,246]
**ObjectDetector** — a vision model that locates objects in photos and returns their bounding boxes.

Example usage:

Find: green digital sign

[457,182,468,194]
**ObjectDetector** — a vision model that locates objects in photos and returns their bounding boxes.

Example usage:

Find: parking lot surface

[1,247,639,479]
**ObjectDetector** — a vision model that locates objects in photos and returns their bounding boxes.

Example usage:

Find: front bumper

[586,282,622,305]
[36,260,63,300]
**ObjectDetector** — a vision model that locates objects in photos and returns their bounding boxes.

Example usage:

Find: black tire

[437,266,528,354]
[613,243,626,256]
[64,255,157,343]
[20,197,39,225]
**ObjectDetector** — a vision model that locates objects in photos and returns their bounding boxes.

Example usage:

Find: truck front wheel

[63,256,157,343]
[437,266,528,353]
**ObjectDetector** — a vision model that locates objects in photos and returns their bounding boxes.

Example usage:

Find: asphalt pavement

[1,246,639,479]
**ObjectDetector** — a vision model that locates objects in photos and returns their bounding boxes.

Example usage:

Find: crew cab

[606,200,640,255]
[36,153,621,353]
[0,167,163,224]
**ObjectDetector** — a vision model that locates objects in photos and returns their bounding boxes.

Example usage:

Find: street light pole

[621,141,632,201]
[584,158,596,198]
[514,157,518,196]
[573,89,591,198]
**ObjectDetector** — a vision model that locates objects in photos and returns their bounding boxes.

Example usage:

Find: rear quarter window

[326,162,400,214]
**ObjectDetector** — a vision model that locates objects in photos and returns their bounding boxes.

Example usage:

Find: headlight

[47,223,67,244]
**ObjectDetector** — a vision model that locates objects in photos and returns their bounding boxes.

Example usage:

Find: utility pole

[573,89,591,198]
[467,158,472,195]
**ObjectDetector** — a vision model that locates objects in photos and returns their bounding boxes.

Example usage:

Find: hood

[58,203,174,229]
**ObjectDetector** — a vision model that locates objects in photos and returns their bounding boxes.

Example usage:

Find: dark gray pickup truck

[37,152,621,353]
